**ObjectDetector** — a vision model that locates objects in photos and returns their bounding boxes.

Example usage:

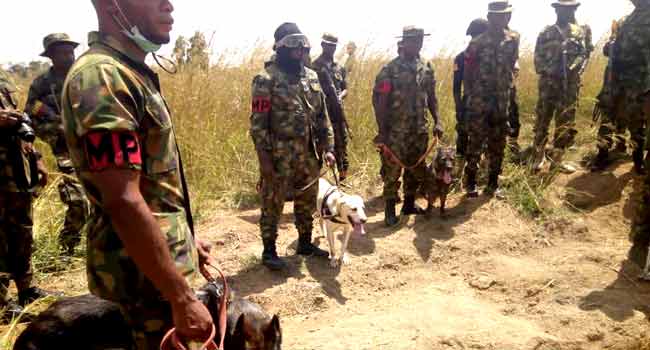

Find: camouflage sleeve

[249,74,273,152]
[425,62,441,128]
[534,30,548,76]
[24,79,58,125]
[63,63,142,172]
[317,90,335,153]
[372,66,392,138]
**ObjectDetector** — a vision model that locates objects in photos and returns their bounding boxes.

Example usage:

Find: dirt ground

[5,161,650,349]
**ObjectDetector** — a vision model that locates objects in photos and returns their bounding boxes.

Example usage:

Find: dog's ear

[265,315,282,344]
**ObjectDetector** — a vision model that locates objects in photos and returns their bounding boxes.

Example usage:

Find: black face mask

[276,47,303,76]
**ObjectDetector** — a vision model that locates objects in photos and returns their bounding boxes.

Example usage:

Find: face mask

[111,0,162,53]
[122,25,162,53]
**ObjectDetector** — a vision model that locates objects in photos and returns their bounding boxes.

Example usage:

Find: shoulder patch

[252,96,271,113]
[84,131,142,172]
[376,80,392,94]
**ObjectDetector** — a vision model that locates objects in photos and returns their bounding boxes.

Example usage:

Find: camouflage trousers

[596,90,646,152]
[533,77,580,151]
[633,96,650,246]
[260,141,320,243]
[119,299,173,350]
[465,108,509,178]
[57,169,89,254]
[333,122,349,174]
[380,133,431,201]
[0,192,34,302]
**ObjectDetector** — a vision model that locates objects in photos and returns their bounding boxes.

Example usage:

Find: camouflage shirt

[311,55,347,96]
[372,55,438,136]
[0,69,28,193]
[612,5,650,94]
[25,68,72,169]
[250,60,334,156]
[62,32,198,304]
[534,23,594,79]
[464,29,520,114]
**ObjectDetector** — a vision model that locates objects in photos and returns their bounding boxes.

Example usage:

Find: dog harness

[320,187,347,224]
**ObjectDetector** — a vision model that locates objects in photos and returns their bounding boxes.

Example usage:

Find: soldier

[531,0,593,174]
[463,1,520,198]
[454,19,488,160]
[373,26,443,227]
[25,33,89,256]
[250,23,336,270]
[344,41,357,75]
[312,33,350,181]
[62,0,214,348]
[595,0,649,174]
[0,69,52,316]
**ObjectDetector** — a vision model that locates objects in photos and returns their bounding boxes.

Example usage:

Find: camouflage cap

[41,33,79,57]
[321,33,339,45]
[396,26,430,39]
[466,18,489,36]
[488,1,513,13]
[552,0,580,7]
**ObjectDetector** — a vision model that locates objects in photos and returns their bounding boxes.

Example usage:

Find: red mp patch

[376,80,392,94]
[84,131,142,171]
[252,96,271,113]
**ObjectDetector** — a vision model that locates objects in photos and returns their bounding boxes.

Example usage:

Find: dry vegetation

[2,39,649,349]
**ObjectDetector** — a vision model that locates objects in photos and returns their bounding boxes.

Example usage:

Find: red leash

[160,263,229,350]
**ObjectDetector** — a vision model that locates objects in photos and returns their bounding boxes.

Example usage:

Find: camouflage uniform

[532,22,593,160]
[25,68,89,254]
[373,54,439,202]
[62,32,199,350]
[463,27,520,192]
[0,70,38,305]
[312,50,349,175]
[611,5,650,174]
[250,59,334,251]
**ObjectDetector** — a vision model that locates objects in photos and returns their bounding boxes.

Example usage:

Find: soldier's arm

[250,75,274,180]
[372,68,391,144]
[533,31,546,75]
[339,68,348,101]
[64,65,200,313]
[452,53,464,113]
[317,90,335,155]
[426,64,443,135]
[25,82,59,122]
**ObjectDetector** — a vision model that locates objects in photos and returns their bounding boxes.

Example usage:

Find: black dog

[425,147,456,216]
[13,282,281,350]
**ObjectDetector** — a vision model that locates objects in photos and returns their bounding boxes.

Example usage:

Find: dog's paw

[330,257,340,268]
[340,254,351,266]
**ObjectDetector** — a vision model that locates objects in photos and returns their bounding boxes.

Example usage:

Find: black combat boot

[466,171,479,198]
[633,147,646,175]
[18,287,57,306]
[384,200,399,227]
[296,233,329,257]
[401,195,426,215]
[484,172,503,198]
[591,148,610,172]
[262,240,287,271]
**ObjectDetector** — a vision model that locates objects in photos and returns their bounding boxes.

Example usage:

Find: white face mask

[111,0,162,53]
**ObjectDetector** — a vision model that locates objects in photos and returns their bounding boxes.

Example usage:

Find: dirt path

[199,161,650,350]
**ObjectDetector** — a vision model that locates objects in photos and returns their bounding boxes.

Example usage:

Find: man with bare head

[62,0,214,348]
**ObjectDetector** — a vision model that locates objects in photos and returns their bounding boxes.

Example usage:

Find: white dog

[317,178,367,268]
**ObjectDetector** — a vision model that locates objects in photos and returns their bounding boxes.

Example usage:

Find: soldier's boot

[17,287,58,307]
[296,232,329,258]
[262,239,288,271]
[384,200,399,227]
[483,172,504,199]
[531,146,546,172]
[508,139,521,163]
[633,147,646,175]
[401,196,426,216]
[466,171,479,198]
[591,147,610,172]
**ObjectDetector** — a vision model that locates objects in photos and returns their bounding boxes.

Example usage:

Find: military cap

[488,1,513,13]
[274,23,302,44]
[40,33,79,57]
[396,26,431,39]
[552,0,580,7]
[466,18,489,36]
[321,33,339,45]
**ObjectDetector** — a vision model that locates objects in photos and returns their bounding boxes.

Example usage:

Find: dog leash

[160,263,229,350]
[377,136,439,171]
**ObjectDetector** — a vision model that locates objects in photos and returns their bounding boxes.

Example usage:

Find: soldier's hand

[257,150,275,183]
[171,297,214,344]
[325,152,336,168]
[373,134,386,147]
[433,124,444,138]
[196,239,214,279]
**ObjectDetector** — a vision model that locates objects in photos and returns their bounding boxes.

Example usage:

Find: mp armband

[83,131,142,171]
